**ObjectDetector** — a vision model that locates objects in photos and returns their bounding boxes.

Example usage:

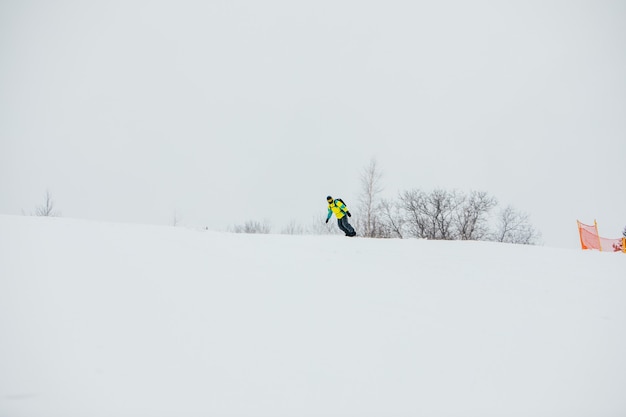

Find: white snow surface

[1,215,625,417]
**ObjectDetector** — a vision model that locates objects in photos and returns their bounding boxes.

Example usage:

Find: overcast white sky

[1,0,625,248]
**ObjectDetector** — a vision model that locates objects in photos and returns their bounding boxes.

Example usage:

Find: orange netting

[577,220,625,253]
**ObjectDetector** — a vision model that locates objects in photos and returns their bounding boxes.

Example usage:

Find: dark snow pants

[337,216,356,236]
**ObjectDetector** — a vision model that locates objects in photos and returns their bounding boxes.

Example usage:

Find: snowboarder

[325,195,356,237]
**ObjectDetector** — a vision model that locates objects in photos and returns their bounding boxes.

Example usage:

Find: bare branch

[378,198,405,238]
[492,205,541,245]
[34,190,59,217]
[358,158,384,238]
[454,191,497,240]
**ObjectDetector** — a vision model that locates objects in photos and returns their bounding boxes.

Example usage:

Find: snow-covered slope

[1,215,625,417]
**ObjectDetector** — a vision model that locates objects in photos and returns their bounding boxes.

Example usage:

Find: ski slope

[1,215,625,417]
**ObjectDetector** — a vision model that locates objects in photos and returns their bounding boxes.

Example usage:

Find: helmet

[326,195,333,202]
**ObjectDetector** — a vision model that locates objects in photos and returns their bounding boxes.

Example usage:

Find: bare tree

[401,189,460,240]
[400,189,429,238]
[34,190,60,217]
[401,189,455,240]
[492,205,540,245]
[377,198,406,238]
[401,188,501,240]
[232,220,271,234]
[454,191,497,240]
[385,187,540,244]
[429,189,461,239]
[358,159,384,237]
[172,210,181,227]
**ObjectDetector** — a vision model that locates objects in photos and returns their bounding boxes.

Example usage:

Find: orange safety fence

[577,220,626,253]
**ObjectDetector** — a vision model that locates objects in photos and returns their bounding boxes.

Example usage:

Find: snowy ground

[1,215,625,417]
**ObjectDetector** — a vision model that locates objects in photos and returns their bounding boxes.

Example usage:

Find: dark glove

[325,218,329,223]
[347,211,351,217]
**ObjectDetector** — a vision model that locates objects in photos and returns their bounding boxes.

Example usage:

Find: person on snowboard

[325,195,356,237]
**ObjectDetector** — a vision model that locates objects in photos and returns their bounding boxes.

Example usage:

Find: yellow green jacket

[327,199,349,220]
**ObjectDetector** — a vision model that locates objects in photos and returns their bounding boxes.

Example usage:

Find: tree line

[355,159,541,244]
[232,160,542,244]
